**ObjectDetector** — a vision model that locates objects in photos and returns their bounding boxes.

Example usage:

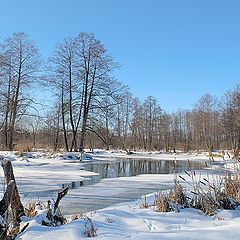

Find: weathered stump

[1,159,25,236]
[0,181,16,239]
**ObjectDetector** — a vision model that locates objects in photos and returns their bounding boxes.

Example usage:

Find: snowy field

[18,192,240,240]
[0,150,238,239]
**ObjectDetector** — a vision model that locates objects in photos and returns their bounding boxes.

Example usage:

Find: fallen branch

[54,186,69,212]
[43,187,69,227]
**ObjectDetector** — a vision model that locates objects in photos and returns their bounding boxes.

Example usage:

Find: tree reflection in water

[23,159,205,200]
[79,159,205,188]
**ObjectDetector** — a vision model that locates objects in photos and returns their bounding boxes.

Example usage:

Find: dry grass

[14,143,31,153]
[155,192,173,212]
[70,214,79,222]
[224,167,240,201]
[140,196,150,209]
[155,178,188,213]
[25,202,40,218]
[15,150,25,157]
[83,216,97,238]
[151,166,240,216]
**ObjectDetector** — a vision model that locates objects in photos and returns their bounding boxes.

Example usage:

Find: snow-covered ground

[0,150,237,239]
[224,159,240,172]
[91,149,224,161]
[17,190,240,240]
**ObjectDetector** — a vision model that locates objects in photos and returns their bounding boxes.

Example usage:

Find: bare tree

[193,93,220,154]
[221,85,240,154]
[48,32,120,154]
[48,37,79,151]
[0,32,40,150]
[74,32,120,155]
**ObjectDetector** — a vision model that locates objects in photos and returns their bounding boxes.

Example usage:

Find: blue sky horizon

[0,0,239,112]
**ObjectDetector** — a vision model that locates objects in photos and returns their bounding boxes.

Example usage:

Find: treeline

[0,32,239,153]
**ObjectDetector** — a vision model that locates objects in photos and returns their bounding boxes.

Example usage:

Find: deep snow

[0,150,238,239]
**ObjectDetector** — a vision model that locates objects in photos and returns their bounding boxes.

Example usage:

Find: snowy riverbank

[17,188,240,240]
[0,149,216,194]
[0,150,237,239]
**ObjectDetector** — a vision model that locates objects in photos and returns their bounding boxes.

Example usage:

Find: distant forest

[0,32,239,153]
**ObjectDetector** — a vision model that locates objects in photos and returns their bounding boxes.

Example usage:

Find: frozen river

[22,157,210,214]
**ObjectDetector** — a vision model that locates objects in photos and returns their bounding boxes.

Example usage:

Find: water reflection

[22,158,224,214]
[94,159,203,176]
[62,159,205,189]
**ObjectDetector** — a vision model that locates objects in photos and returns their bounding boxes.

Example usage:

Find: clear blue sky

[0,0,239,112]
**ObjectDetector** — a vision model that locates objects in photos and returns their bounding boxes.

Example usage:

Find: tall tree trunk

[79,63,96,155]
[61,80,69,151]
[69,62,75,152]
[79,112,87,153]
[4,71,12,148]
[70,82,85,152]
[9,59,22,150]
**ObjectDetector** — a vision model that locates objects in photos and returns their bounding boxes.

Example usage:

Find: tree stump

[1,159,25,236]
